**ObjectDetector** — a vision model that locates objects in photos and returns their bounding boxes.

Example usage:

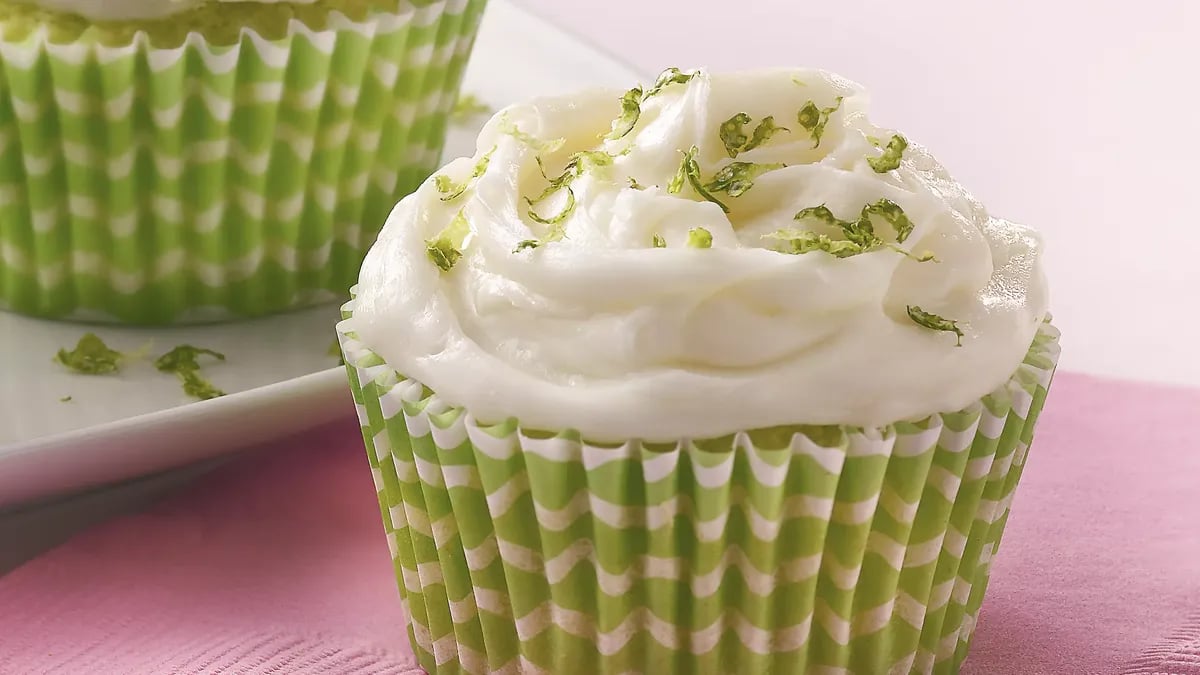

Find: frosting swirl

[352,68,1049,442]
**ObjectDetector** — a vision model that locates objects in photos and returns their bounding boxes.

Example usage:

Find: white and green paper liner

[0,0,485,324]
[338,298,1061,675]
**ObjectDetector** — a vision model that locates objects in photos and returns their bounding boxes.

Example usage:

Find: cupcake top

[352,67,1049,442]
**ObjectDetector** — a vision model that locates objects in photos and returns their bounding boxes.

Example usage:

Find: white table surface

[5,1,1198,573]
[524,0,1200,389]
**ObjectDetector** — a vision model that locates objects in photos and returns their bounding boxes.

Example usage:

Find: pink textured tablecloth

[0,371,1198,675]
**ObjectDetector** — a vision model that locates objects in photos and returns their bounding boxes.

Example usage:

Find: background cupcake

[339,67,1059,674]
[0,0,486,324]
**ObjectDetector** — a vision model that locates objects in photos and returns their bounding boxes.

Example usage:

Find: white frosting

[353,68,1050,442]
[24,0,318,22]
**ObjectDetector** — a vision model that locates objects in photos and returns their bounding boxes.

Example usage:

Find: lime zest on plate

[155,345,227,400]
[450,93,493,124]
[54,333,123,375]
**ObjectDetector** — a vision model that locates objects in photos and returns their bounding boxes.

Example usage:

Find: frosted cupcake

[0,0,486,323]
[338,67,1059,674]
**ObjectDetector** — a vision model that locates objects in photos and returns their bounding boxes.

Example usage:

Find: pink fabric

[1124,614,1200,675]
[0,371,1197,675]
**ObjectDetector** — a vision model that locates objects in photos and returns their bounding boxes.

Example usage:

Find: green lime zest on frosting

[435,147,496,202]
[790,200,933,261]
[763,229,865,258]
[865,134,883,147]
[628,177,646,190]
[155,345,226,400]
[644,67,697,99]
[425,209,471,272]
[669,146,729,213]
[652,233,667,248]
[517,187,575,251]
[746,117,788,151]
[501,120,566,154]
[794,204,879,249]
[704,161,786,198]
[450,93,492,125]
[426,240,462,271]
[719,113,752,157]
[868,134,908,173]
[605,86,645,141]
[55,333,122,375]
[526,187,576,225]
[604,68,697,142]
[686,227,714,248]
[533,150,614,202]
[59,396,72,403]
[906,305,964,346]
[887,245,938,262]
[862,197,914,243]
[719,114,789,158]
[840,213,878,248]
[517,148,617,251]
[793,204,845,229]
[797,96,844,148]
[571,150,615,172]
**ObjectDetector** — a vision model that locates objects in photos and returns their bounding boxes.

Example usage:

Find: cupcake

[0,0,487,324]
[338,67,1058,674]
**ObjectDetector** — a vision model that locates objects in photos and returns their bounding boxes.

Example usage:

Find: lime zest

[686,227,714,248]
[861,197,914,243]
[155,345,227,400]
[720,113,789,158]
[669,146,729,213]
[797,96,844,148]
[604,67,698,143]
[605,86,645,141]
[906,306,964,346]
[425,209,471,272]
[868,134,908,173]
[54,333,122,375]
[762,229,865,258]
[450,93,492,124]
[434,147,496,202]
[704,161,786,198]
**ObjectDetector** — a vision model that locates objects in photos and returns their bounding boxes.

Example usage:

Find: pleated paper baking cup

[0,0,486,324]
[338,297,1060,675]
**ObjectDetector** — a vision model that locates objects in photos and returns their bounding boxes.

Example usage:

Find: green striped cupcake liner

[338,294,1060,675]
[0,0,486,324]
